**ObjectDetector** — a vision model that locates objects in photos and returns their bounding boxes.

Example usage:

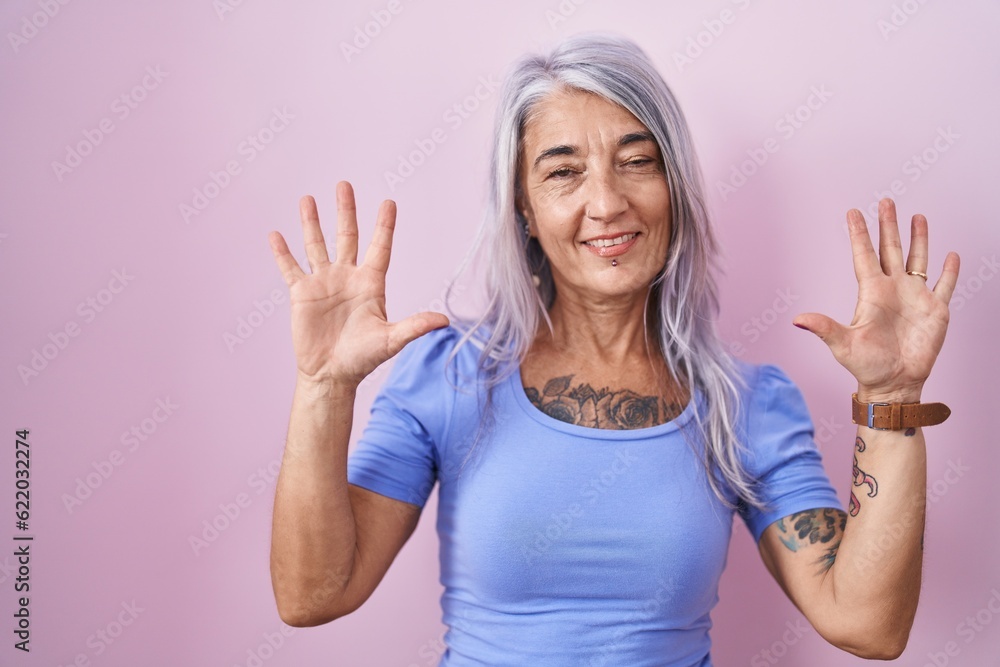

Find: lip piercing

[611,259,618,267]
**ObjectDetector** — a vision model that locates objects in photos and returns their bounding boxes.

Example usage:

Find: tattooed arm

[758,199,957,658]
[757,390,926,660]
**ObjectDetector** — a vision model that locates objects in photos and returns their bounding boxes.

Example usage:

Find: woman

[267,33,960,666]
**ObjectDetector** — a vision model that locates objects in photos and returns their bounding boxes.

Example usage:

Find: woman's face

[517,87,672,303]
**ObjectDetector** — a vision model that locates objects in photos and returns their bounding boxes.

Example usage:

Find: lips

[582,232,640,258]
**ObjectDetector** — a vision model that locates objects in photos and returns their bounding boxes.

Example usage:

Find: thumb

[792,312,848,352]
[386,312,451,358]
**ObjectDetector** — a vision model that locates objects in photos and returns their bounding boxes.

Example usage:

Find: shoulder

[396,324,460,363]
[727,359,811,433]
[730,359,801,401]
[386,323,486,388]
[362,326,475,439]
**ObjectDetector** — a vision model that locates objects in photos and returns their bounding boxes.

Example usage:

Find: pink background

[2,1,998,665]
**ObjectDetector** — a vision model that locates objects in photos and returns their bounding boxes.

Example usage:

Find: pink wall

[2,1,997,665]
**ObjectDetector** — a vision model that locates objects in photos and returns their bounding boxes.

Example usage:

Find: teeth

[585,233,636,248]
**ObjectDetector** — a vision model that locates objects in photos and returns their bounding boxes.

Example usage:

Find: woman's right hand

[268,181,450,388]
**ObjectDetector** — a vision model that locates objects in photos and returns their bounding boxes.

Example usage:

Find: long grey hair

[441,31,767,514]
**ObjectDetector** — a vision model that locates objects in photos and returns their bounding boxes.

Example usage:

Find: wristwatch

[851,393,951,431]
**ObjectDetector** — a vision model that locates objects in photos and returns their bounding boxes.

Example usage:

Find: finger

[877,198,905,275]
[335,181,359,265]
[268,231,306,287]
[904,213,929,275]
[386,312,451,359]
[299,195,330,272]
[846,208,882,282]
[363,199,397,274]
[792,312,850,358]
[931,251,961,304]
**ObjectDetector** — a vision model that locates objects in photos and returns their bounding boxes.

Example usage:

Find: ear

[522,207,536,238]
[515,191,536,237]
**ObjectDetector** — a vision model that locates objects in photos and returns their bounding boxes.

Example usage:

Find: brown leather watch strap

[852,393,951,430]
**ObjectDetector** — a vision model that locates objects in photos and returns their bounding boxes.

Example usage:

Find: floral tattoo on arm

[775,508,848,574]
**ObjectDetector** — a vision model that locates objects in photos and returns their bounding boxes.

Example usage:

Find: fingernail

[793,323,808,330]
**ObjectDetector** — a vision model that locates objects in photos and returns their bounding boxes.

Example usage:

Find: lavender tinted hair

[440,31,767,514]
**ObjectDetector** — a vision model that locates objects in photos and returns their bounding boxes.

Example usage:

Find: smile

[584,233,637,248]
[582,232,639,258]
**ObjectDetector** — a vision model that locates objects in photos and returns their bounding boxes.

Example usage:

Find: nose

[584,168,628,222]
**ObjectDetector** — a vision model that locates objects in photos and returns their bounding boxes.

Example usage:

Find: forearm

[827,386,926,654]
[270,375,360,625]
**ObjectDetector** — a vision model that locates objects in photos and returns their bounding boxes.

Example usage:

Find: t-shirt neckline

[507,361,700,440]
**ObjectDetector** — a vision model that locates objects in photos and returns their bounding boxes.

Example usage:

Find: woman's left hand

[792,198,961,403]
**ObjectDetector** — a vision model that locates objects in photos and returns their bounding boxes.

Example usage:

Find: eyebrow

[532,131,657,170]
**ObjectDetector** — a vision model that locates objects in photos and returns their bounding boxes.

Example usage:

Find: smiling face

[517,87,672,304]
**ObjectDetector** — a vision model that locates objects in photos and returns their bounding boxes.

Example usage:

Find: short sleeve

[737,364,845,543]
[346,326,457,509]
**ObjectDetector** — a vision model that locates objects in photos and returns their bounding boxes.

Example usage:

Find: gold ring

[906,270,928,281]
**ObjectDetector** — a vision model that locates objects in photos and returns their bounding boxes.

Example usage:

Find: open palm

[793,198,961,401]
[268,181,450,387]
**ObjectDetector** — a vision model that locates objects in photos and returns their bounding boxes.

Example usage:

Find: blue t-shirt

[346,325,844,666]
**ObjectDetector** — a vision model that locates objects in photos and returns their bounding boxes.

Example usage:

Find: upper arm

[336,330,454,616]
[757,507,846,641]
[336,483,423,617]
[737,364,847,635]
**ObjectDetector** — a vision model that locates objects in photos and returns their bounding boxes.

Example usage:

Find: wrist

[851,382,951,431]
[296,370,359,399]
[855,384,923,404]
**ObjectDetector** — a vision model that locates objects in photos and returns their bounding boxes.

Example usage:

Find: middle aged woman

[268,32,960,666]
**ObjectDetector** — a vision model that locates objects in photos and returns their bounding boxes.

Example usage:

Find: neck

[541,287,660,366]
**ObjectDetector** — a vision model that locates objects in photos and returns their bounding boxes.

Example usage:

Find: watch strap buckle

[852,393,951,430]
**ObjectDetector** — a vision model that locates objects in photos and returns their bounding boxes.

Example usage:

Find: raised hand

[791,198,961,402]
[268,181,450,387]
